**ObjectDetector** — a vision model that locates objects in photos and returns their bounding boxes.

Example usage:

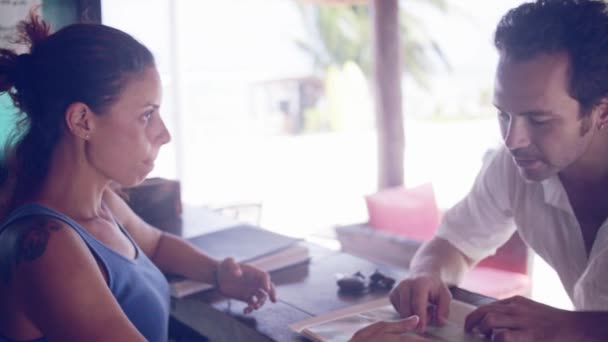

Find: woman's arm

[103,188,277,311]
[9,217,145,341]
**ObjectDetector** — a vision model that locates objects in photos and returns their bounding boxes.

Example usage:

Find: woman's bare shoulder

[0,215,82,281]
[1,213,145,340]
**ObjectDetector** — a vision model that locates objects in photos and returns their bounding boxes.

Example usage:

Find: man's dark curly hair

[495,0,608,114]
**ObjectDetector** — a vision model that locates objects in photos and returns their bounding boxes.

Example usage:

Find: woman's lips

[143,159,155,168]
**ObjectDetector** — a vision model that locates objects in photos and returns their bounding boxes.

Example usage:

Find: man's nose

[503,117,531,150]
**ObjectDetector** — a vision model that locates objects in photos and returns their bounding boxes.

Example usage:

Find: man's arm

[390,148,518,332]
[389,237,475,332]
[409,236,475,285]
[574,311,608,341]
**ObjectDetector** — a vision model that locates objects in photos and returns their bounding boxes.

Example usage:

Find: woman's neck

[35,138,108,220]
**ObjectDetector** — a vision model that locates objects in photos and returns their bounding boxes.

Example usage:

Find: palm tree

[295,0,450,87]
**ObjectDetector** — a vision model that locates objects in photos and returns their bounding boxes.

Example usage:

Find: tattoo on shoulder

[18,218,62,262]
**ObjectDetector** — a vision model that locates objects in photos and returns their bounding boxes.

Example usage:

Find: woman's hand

[216,257,277,314]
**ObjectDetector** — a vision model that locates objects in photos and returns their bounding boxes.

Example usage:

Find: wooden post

[77,0,102,23]
[371,0,404,189]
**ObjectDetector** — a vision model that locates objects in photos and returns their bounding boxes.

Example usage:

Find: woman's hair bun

[0,9,49,103]
[14,9,51,49]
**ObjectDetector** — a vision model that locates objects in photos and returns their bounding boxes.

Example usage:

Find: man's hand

[389,273,452,333]
[349,315,439,342]
[465,295,579,341]
[216,257,277,314]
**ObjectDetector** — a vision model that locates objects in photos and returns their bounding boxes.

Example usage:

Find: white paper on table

[290,297,488,342]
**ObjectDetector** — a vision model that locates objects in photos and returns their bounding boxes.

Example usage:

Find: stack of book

[167,224,310,298]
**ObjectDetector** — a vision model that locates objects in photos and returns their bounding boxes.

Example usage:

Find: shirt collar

[541,176,574,214]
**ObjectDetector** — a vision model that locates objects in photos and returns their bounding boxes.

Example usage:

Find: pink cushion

[365,183,440,241]
[365,183,531,299]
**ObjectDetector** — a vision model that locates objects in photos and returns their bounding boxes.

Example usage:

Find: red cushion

[365,183,530,298]
[476,232,529,274]
[365,183,440,241]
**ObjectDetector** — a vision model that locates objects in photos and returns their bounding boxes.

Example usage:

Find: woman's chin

[115,173,150,188]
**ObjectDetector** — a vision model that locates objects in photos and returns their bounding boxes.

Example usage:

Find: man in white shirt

[350,0,608,341]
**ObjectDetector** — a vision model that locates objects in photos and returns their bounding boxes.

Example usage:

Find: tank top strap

[4,204,80,231]
[0,203,106,253]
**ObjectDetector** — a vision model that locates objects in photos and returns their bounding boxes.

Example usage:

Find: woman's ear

[594,98,608,131]
[65,102,95,140]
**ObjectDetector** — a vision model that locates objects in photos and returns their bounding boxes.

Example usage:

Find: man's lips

[514,158,542,168]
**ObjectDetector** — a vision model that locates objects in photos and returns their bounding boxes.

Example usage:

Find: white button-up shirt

[436,146,608,310]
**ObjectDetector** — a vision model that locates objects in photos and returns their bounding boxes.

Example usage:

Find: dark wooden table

[170,207,494,342]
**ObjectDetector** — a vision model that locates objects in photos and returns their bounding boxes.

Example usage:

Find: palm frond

[294,0,452,87]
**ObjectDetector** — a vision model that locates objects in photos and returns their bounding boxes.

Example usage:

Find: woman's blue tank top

[0,204,170,342]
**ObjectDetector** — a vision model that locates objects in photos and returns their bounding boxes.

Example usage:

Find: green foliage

[295,0,450,87]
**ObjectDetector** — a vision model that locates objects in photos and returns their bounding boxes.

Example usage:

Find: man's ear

[593,98,608,130]
[65,102,95,140]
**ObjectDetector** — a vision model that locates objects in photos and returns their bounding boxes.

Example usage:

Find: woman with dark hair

[0,13,276,342]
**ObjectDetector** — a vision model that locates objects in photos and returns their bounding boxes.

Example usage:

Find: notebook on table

[167,224,310,298]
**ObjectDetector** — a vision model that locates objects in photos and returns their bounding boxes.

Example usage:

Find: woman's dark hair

[0,12,155,217]
[494,0,608,114]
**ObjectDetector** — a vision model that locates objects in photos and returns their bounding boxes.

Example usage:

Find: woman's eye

[141,111,154,122]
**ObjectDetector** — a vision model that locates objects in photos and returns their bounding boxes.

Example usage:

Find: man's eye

[529,117,550,125]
